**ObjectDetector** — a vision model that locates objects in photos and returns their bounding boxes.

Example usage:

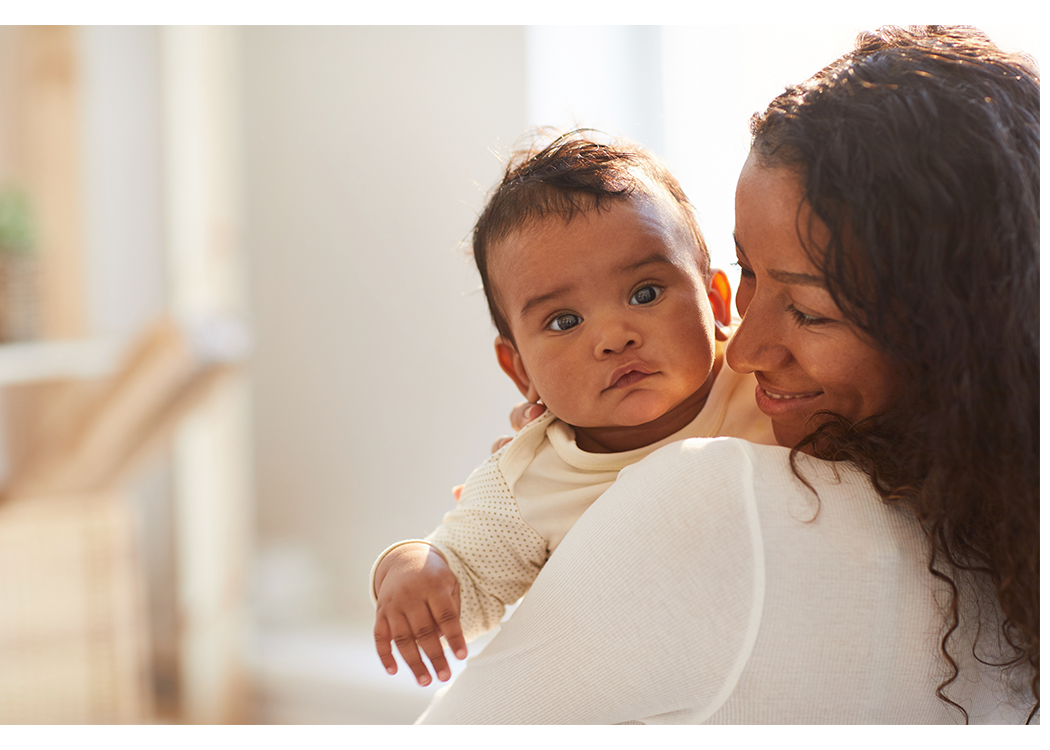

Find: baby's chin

[567,403,679,431]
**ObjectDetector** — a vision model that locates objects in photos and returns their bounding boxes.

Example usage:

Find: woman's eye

[630,285,662,305]
[547,313,582,331]
[787,304,827,327]
[732,261,755,280]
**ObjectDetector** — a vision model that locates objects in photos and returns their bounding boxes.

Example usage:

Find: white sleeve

[423,451,549,642]
[416,438,767,725]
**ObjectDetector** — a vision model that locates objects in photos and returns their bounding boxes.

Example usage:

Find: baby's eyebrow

[617,252,673,273]
[518,253,674,318]
[520,284,573,318]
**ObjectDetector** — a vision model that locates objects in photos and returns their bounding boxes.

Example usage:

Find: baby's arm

[372,440,551,684]
[425,453,550,641]
[373,542,467,686]
[373,415,554,685]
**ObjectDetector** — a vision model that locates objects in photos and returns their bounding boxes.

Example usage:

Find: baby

[371,130,774,686]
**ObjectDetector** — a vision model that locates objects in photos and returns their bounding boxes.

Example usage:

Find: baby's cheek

[533,371,585,423]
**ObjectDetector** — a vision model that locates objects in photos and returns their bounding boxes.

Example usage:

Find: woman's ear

[495,336,540,402]
[708,269,733,342]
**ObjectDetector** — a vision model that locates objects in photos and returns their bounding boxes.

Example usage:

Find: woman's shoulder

[611,437,791,536]
[630,435,791,477]
[615,437,798,505]
[620,436,887,538]
[640,436,871,487]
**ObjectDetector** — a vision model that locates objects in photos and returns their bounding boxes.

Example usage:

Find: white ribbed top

[417,438,1036,725]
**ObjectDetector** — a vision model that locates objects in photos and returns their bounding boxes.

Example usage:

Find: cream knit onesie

[371,356,775,641]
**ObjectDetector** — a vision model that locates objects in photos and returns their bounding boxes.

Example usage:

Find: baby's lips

[605,362,655,390]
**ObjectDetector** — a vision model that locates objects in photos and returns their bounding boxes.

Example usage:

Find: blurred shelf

[0,338,124,386]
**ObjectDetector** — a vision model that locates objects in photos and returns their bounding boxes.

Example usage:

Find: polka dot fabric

[425,447,550,642]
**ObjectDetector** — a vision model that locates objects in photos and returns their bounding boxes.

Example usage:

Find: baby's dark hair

[473,129,709,343]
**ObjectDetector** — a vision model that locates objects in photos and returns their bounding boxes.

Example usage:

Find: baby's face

[491,194,717,430]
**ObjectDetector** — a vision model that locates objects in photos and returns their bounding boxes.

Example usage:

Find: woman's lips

[752,382,822,417]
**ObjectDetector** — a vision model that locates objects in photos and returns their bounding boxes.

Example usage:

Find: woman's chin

[771,421,807,450]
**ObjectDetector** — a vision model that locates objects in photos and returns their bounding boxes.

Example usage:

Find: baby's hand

[373,543,467,686]
[491,402,548,451]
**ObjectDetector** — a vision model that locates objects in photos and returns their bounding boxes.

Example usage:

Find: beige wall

[240,27,529,628]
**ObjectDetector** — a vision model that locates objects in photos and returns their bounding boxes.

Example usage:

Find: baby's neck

[571,359,721,454]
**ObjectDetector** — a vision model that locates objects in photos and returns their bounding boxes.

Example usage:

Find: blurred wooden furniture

[1,320,241,501]
[0,25,85,342]
[0,26,251,724]
[0,318,246,723]
[0,489,149,722]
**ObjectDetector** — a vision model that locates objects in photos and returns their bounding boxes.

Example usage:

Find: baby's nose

[595,319,641,356]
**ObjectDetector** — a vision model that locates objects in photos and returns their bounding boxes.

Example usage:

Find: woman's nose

[725,304,790,374]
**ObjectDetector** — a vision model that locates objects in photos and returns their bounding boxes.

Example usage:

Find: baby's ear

[707,269,732,341]
[495,336,540,402]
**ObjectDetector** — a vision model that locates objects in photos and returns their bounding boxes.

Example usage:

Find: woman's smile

[726,154,902,449]
[752,380,822,419]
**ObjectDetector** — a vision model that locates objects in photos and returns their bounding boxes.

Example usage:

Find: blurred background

[0,24,1037,724]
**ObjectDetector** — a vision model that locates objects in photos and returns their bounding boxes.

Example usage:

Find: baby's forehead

[487,191,705,314]
[498,189,693,252]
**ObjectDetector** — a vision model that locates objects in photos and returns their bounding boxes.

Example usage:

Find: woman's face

[725,153,902,449]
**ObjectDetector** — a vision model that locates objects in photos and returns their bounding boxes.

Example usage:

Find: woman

[417,26,1039,724]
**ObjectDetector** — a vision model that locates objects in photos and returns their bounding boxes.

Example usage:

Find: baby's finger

[510,401,546,432]
[490,436,513,454]
[390,614,435,686]
[406,610,452,683]
[428,596,467,661]
[440,620,468,662]
[373,617,399,675]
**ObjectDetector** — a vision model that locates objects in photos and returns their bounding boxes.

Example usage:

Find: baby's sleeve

[424,452,550,641]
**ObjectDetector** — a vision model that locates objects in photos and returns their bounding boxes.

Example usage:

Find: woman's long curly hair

[749,26,1039,722]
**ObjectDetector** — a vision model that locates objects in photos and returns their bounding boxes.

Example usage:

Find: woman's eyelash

[732,261,825,325]
[787,304,824,326]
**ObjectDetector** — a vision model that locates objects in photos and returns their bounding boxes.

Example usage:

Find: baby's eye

[547,313,582,331]
[630,285,662,306]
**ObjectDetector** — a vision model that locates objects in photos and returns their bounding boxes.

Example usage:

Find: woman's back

[419,438,1034,724]
[708,442,1029,724]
